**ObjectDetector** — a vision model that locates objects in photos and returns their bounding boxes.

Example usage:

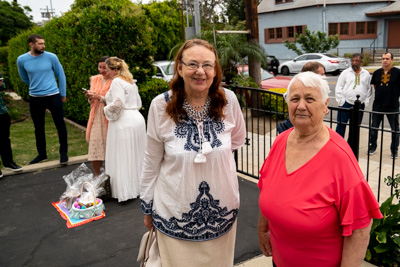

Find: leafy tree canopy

[199,23,267,83]
[142,0,183,60]
[226,0,262,25]
[284,27,340,55]
[0,0,33,46]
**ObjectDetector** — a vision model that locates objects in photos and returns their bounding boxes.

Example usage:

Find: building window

[328,21,377,40]
[367,21,377,34]
[265,25,306,44]
[269,28,275,39]
[296,26,303,35]
[329,23,338,35]
[340,23,349,35]
[356,22,365,35]
[288,26,294,38]
[276,28,282,38]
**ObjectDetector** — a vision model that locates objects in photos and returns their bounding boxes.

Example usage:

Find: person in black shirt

[369,52,400,159]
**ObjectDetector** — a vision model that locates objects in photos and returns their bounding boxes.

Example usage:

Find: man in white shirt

[335,53,372,138]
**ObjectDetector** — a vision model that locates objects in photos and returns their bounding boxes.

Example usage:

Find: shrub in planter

[262,88,288,120]
[366,173,400,266]
[362,52,372,67]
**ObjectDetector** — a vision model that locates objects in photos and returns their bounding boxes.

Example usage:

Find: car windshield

[161,62,175,75]
[242,69,274,81]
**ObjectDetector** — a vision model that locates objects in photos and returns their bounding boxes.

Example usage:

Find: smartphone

[82,88,88,93]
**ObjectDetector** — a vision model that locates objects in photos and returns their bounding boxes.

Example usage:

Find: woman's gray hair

[284,71,330,102]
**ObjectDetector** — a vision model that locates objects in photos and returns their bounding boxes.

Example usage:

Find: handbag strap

[143,226,155,264]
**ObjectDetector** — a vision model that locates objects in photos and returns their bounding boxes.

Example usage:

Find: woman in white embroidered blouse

[103,57,146,202]
[140,39,246,267]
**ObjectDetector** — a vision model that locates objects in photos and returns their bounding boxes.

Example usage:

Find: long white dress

[104,77,146,202]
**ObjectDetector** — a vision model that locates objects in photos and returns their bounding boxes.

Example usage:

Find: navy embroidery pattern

[152,181,238,241]
[163,91,170,103]
[141,199,153,214]
[175,117,225,152]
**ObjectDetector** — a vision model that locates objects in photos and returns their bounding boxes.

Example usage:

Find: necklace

[183,97,211,122]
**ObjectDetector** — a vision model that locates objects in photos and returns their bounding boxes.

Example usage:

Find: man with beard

[17,34,68,165]
[335,53,372,138]
[369,52,400,159]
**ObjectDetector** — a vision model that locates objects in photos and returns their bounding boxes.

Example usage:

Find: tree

[0,1,33,46]
[226,0,262,25]
[199,24,267,84]
[184,0,226,25]
[142,0,183,60]
[284,28,340,56]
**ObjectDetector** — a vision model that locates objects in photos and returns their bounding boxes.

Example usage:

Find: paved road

[0,162,261,266]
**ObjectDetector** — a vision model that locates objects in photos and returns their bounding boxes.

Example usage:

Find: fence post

[348,95,361,159]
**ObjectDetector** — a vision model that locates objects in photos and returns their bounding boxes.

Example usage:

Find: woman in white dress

[103,57,146,202]
[140,39,246,266]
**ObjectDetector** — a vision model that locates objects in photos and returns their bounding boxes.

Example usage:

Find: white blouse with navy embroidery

[140,89,246,241]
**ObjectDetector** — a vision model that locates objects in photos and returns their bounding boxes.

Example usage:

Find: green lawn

[4,98,88,167]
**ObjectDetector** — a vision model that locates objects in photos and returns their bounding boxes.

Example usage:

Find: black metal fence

[227,84,399,202]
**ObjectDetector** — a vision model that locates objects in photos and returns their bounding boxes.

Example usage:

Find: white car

[278,53,349,76]
[152,61,175,82]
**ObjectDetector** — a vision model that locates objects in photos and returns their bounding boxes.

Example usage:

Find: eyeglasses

[181,61,215,71]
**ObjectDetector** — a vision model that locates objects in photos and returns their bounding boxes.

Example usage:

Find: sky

[16,0,157,23]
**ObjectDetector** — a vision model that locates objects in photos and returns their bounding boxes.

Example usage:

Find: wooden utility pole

[245,0,261,86]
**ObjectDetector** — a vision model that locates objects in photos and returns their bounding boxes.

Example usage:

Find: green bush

[0,46,11,88]
[362,52,372,66]
[344,53,354,58]
[7,0,157,125]
[366,174,400,266]
[262,88,288,120]
[138,78,170,121]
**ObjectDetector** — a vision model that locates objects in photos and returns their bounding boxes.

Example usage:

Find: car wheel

[332,70,340,76]
[281,66,290,76]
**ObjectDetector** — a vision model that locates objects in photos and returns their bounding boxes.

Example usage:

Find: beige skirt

[88,105,107,161]
[156,221,237,267]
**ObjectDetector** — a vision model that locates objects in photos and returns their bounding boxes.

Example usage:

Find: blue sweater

[17,51,66,97]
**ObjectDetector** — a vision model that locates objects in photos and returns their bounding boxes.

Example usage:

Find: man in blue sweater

[17,34,68,165]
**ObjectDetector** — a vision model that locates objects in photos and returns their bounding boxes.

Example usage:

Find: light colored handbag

[137,226,161,267]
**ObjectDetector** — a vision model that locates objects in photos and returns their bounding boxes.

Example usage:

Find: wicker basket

[69,182,105,219]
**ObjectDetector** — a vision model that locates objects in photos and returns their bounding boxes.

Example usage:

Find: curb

[1,155,89,177]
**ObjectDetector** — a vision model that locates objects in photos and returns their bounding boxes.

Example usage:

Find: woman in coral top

[84,56,113,176]
[258,72,383,267]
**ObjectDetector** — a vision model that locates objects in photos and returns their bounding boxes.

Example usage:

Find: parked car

[152,60,175,82]
[266,55,280,75]
[278,53,349,76]
[239,65,292,90]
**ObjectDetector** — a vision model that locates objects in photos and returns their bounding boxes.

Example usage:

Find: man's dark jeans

[369,105,399,154]
[0,112,13,165]
[336,101,365,138]
[29,94,68,157]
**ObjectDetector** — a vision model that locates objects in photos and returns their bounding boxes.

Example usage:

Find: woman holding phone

[84,56,114,176]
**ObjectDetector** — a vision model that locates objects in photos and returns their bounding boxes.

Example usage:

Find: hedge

[0,46,11,87]
[7,0,157,125]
